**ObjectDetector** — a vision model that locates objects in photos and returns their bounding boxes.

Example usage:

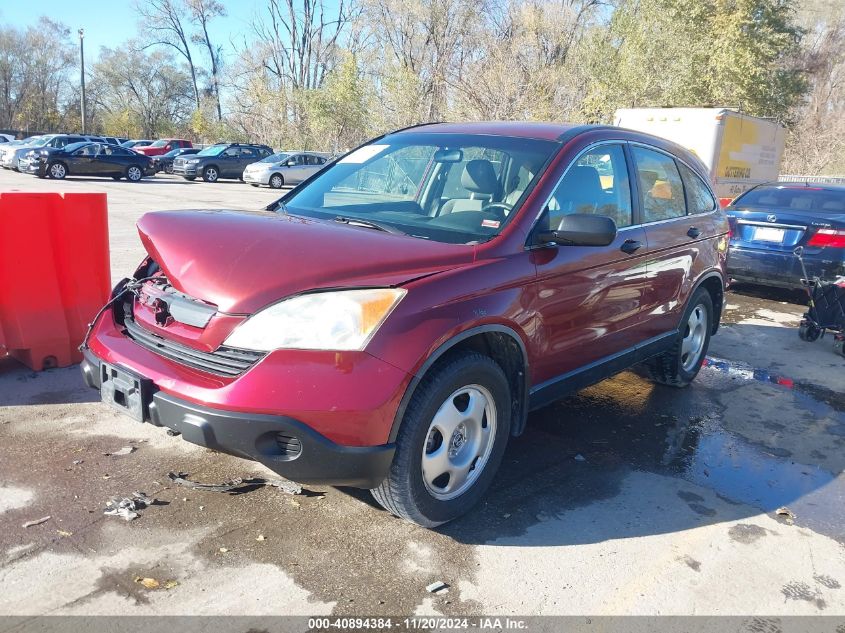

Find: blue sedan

[726,182,845,289]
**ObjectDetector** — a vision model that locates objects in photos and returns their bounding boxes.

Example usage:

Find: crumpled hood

[137,210,475,314]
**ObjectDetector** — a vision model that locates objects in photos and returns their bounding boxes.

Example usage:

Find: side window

[240,147,257,160]
[546,144,632,230]
[632,146,686,222]
[222,147,239,158]
[679,163,716,214]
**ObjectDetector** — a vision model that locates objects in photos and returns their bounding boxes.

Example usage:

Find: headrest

[821,200,844,211]
[461,160,499,194]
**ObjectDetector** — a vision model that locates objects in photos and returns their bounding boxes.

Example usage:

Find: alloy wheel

[49,163,66,179]
[127,166,142,181]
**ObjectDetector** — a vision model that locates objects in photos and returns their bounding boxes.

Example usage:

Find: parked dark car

[31,141,156,181]
[726,182,845,289]
[172,142,273,182]
[80,122,728,526]
[152,147,200,174]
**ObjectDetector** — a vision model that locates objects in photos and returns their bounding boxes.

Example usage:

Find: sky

[0,0,265,61]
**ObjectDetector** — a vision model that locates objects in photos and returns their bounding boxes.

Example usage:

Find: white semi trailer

[614,107,786,206]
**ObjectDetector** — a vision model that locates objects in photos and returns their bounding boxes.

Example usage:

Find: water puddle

[703,356,845,415]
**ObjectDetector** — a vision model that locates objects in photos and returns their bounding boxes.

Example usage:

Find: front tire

[269,173,284,189]
[48,162,67,179]
[202,166,219,183]
[371,352,511,527]
[643,287,713,387]
[126,165,143,182]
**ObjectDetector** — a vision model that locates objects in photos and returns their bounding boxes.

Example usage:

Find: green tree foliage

[581,0,805,123]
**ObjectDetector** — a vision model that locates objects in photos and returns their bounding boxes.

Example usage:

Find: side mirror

[286,160,296,167]
[536,213,617,247]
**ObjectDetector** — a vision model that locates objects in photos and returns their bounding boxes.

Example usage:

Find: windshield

[281,133,558,244]
[196,145,225,157]
[31,136,53,147]
[150,140,169,147]
[261,152,290,164]
[734,185,845,212]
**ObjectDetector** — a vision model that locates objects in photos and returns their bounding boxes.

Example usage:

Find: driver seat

[440,159,499,215]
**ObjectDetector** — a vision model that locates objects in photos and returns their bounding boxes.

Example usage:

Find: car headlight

[223,288,406,352]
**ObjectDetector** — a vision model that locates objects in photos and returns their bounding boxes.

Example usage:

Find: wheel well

[697,274,724,334]
[390,329,529,442]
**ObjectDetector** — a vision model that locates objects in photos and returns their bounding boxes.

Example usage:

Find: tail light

[807,228,845,248]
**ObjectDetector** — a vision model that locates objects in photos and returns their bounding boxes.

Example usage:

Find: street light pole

[79,29,86,134]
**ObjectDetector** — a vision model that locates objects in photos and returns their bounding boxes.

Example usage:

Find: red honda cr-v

[81,122,728,526]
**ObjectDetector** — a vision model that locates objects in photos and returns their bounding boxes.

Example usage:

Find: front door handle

[620,239,642,254]
[687,226,701,238]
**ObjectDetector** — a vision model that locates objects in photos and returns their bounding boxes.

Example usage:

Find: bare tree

[252,0,357,91]
[134,0,202,110]
[187,0,226,120]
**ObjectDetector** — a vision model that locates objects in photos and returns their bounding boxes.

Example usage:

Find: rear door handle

[620,239,642,254]
[687,226,701,238]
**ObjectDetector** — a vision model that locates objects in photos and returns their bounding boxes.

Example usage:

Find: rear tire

[371,352,511,527]
[643,287,713,387]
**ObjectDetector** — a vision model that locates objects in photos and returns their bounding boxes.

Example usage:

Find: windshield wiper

[333,216,406,235]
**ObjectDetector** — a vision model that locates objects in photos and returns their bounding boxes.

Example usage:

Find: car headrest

[561,165,604,201]
[821,200,845,211]
[461,160,499,195]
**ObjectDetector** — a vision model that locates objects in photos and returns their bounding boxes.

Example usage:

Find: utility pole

[79,29,86,134]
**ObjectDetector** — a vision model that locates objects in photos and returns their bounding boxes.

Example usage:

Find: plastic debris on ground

[22,516,51,528]
[426,581,449,594]
[104,492,154,521]
[167,471,302,495]
[106,446,136,456]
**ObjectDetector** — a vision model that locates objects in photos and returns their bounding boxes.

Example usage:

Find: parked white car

[243,151,331,189]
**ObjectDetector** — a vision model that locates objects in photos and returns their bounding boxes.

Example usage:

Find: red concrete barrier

[0,192,110,370]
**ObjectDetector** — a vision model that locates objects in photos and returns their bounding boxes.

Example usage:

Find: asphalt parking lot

[1,169,844,616]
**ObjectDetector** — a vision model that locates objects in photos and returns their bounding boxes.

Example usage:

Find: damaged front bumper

[80,347,397,489]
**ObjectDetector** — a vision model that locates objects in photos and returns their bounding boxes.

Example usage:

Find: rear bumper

[728,246,845,289]
[80,348,396,488]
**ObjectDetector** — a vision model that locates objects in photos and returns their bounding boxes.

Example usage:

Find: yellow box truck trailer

[614,107,786,207]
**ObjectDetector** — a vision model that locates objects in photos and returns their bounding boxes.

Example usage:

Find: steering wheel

[480,202,514,218]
